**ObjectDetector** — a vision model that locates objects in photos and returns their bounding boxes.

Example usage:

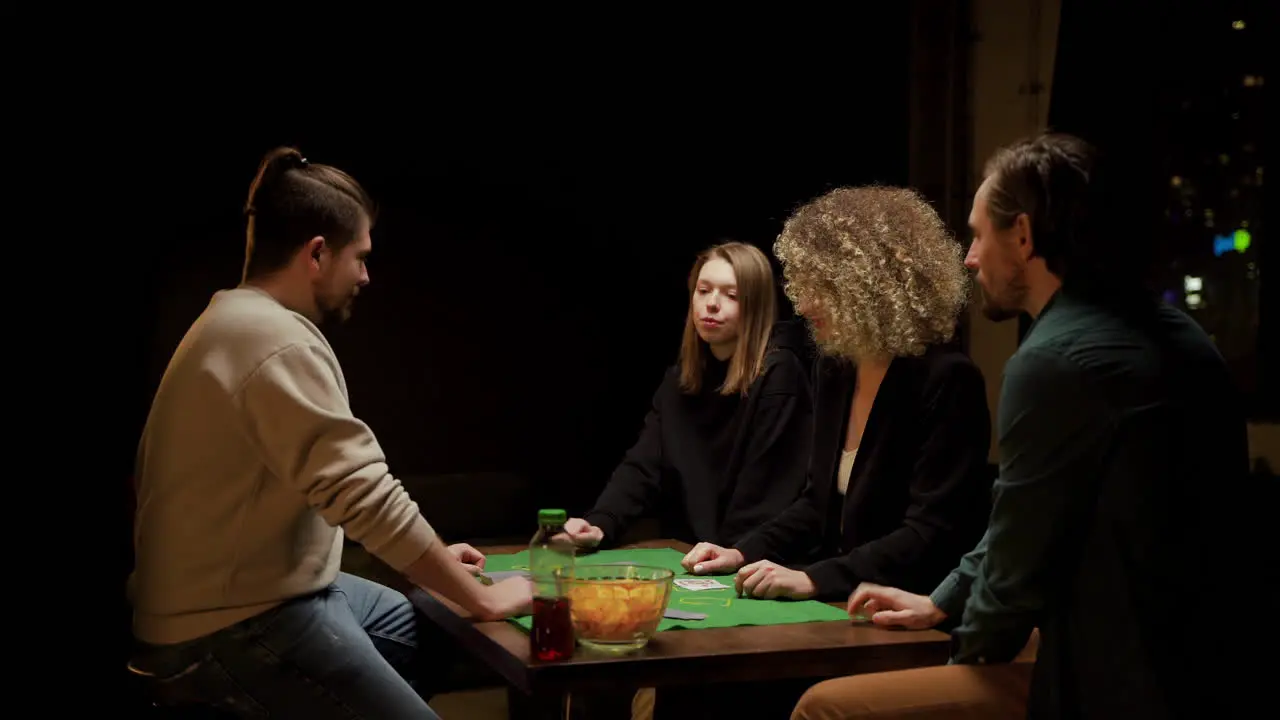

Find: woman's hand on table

[562,517,604,548]
[734,560,816,600]
[682,542,745,575]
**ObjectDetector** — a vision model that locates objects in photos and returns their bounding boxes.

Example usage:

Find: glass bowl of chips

[554,564,675,653]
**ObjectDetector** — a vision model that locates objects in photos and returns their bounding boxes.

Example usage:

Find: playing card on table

[674,578,731,591]
[480,570,530,585]
[664,609,708,620]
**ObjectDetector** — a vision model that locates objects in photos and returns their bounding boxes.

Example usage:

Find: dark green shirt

[929,288,1250,717]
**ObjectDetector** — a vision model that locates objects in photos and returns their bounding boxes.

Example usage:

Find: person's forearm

[402,541,502,620]
[587,461,662,545]
[930,528,989,619]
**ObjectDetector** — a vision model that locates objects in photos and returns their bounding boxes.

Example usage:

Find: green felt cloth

[484,547,849,632]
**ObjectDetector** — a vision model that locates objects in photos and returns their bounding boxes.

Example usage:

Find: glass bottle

[529,508,576,661]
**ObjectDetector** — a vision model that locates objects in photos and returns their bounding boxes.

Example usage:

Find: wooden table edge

[403,540,953,693]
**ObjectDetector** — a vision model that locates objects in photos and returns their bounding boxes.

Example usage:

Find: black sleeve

[733,356,826,565]
[732,472,825,564]
[803,357,992,599]
[583,374,669,546]
[717,352,815,547]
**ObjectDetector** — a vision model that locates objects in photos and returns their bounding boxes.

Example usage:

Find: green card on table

[483,547,849,632]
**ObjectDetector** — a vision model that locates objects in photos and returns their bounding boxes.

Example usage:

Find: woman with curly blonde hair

[682,187,994,604]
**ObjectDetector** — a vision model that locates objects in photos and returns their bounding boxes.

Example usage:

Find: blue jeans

[130,572,442,719]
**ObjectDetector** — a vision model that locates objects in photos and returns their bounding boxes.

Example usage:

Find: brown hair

[678,241,779,395]
[242,146,377,281]
[982,132,1144,294]
[775,186,968,360]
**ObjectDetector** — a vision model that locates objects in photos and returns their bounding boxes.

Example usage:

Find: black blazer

[734,346,993,600]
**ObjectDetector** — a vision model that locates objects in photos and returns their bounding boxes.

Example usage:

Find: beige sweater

[131,286,437,645]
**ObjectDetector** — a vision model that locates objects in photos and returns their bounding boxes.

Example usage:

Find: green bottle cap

[537,508,568,525]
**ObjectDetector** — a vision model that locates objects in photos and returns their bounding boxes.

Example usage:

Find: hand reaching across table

[681,542,745,575]
[561,517,604,548]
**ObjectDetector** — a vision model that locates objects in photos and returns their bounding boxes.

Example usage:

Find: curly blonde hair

[774,186,969,360]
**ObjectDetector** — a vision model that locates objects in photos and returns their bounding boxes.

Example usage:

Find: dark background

[131,27,914,519]
[1045,0,1274,419]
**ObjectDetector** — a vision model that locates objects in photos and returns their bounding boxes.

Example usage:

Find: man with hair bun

[127,147,530,718]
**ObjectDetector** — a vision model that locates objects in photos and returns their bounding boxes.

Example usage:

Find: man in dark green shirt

[794,134,1251,719]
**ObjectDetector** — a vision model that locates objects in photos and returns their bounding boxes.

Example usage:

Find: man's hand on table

[448,542,486,575]
[734,560,817,600]
[479,577,534,620]
[847,582,946,629]
[681,542,745,575]
[444,542,532,619]
[405,540,532,622]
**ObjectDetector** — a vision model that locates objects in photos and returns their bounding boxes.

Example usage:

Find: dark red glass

[531,595,575,661]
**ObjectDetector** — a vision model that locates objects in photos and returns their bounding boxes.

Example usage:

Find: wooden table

[405,539,952,718]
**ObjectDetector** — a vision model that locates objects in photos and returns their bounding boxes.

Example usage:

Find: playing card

[674,578,731,591]
[664,609,708,620]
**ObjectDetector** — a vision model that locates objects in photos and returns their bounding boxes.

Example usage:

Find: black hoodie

[584,319,815,547]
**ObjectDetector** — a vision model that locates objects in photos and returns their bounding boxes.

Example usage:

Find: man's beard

[317,293,355,327]
[978,271,1028,322]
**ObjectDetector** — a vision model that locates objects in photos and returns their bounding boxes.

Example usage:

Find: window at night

[1155,10,1265,401]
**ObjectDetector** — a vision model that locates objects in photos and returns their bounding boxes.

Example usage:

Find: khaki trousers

[791,662,1033,720]
[792,632,1038,720]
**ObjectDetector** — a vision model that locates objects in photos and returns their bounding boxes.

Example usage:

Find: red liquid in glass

[531,596,575,661]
